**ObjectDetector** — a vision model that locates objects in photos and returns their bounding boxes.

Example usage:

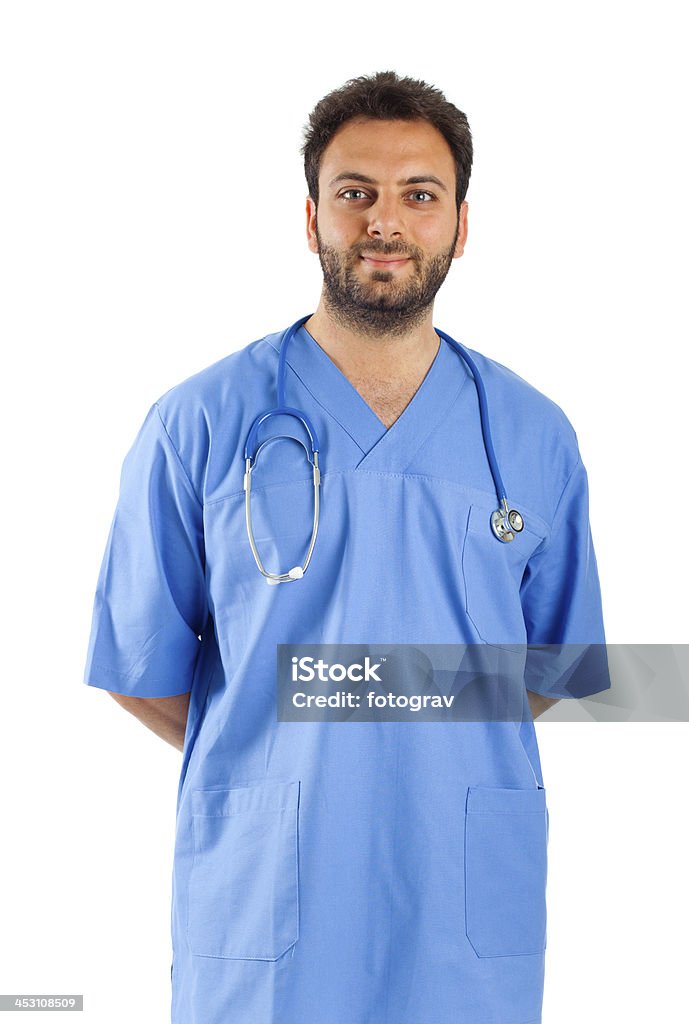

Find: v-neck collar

[275,323,471,473]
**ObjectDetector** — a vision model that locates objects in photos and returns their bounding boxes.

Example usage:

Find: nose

[366,193,405,241]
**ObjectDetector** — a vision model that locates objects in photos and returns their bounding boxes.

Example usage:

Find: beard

[314,216,459,338]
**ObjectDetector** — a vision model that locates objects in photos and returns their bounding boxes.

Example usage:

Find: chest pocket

[207,474,316,578]
[461,502,548,647]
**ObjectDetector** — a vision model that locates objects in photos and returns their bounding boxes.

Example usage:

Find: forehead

[320,117,456,183]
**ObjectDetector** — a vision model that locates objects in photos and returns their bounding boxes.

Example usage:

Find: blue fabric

[84,323,609,1024]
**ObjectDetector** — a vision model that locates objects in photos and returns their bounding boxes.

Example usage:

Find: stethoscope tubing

[253,314,507,505]
[243,315,524,582]
[433,327,508,507]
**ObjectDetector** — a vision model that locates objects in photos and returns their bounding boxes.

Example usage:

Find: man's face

[306,117,468,336]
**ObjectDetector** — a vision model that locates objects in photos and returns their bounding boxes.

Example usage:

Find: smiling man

[84,71,609,1024]
[310,117,462,334]
[304,116,465,431]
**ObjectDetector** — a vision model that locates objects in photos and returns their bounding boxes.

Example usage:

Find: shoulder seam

[552,453,583,521]
[535,453,583,557]
[153,402,204,510]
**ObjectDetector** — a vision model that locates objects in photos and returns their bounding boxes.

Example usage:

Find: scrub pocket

[464,785,548,957]
[461,502,548,647]
[188,779,301,960]
[208,471,316,584]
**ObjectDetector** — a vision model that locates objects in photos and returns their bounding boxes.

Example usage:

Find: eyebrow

[327,172,449,195]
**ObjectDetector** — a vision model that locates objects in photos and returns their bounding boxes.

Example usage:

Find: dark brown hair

[301,70,473,212]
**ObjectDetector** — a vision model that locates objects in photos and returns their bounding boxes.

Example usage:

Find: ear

[453,201,469,259]
[306,196,319,253]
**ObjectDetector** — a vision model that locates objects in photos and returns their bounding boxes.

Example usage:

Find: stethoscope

[244,315,524,585]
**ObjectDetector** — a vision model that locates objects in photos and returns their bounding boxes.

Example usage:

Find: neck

[304,299,440,382]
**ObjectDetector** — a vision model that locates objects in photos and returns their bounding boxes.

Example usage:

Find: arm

[108,691,191,752]
[526,690,560,720]
[84,403,209,729]
[521,454,609,705]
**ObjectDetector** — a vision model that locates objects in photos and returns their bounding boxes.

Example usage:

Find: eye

[408,190,435,203]
[340,188,370,201]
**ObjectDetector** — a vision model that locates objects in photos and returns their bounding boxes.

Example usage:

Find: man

[84,71,609,1024]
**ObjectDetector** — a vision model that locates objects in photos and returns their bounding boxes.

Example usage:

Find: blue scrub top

[84,323,609,1024]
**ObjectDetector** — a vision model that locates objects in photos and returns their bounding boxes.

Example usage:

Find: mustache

[354,243,417,259]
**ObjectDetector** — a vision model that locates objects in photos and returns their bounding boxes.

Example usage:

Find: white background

[1,1,687,1021]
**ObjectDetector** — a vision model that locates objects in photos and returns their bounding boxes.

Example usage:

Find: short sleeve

[519,454,611,699]
[83,402,208,698]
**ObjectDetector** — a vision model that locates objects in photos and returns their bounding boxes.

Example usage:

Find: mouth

[360,255,411,269]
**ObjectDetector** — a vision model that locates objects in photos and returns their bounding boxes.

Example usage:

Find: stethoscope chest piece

[491,500,525,543]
